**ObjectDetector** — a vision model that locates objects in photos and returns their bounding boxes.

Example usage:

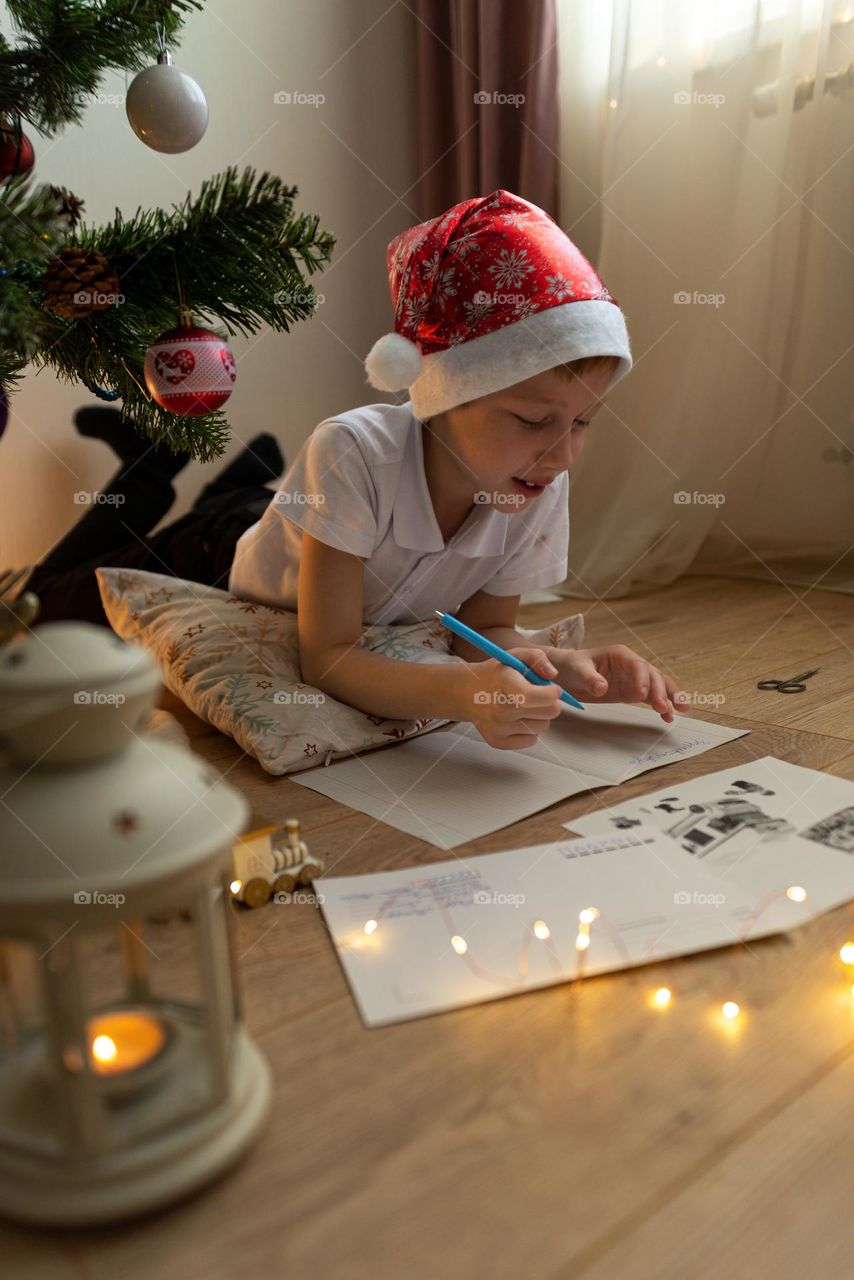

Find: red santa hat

[364,189,633,421]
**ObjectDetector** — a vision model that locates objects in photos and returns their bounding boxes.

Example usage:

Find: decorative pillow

[96,568,585,776]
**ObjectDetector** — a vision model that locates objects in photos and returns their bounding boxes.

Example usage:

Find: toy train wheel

[273,872,297,895]
[243,877,272,908]
[298,862,322,885]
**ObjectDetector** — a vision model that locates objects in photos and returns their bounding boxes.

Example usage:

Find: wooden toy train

[230,816,324,908]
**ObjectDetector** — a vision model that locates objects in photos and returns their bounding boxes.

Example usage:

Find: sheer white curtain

[555,0,854,598]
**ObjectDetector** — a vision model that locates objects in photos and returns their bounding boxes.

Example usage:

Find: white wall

[0,0,418,564]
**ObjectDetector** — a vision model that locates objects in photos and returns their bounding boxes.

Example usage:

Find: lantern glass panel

[0,938,63,1162]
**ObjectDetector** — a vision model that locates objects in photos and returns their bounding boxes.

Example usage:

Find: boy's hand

[550,645,690,723]
[457,647,563,750]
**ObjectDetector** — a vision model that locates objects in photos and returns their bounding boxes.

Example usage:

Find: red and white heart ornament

[144,308,237,416]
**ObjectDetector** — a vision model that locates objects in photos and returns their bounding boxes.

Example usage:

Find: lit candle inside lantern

[87,1009,168,1078]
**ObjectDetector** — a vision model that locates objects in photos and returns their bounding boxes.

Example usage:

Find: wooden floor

[7,574,854,1280]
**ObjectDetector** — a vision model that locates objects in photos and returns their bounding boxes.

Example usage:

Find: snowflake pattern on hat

[383,189,617,357]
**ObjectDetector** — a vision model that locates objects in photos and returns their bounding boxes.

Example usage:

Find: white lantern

[0,623,271,1226]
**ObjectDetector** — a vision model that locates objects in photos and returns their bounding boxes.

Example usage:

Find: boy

[229,189,688,750]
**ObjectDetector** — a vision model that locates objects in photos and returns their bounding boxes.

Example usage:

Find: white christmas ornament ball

[126,52,208,154]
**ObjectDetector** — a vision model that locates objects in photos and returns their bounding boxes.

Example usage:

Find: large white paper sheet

[565,756,854,910]
[317,827,812,1027]
[294,704,748,850]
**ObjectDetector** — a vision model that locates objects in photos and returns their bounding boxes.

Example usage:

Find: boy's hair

[552,354,621,381]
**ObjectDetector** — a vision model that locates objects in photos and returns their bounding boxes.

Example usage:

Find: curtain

[413,0,560,218]
[555,0,854,598]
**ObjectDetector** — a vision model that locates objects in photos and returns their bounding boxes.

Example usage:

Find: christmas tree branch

[1,1,204,134]
[0,176,65,363]
[2,167,336,459]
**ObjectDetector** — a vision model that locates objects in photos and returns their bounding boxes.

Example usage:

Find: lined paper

[294,705,748,849]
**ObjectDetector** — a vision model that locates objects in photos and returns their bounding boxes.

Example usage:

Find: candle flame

[92,1034,117,1063]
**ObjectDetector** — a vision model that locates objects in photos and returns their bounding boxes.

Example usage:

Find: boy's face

[433,365,613,510]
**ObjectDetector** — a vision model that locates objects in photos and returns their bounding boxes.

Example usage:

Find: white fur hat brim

[403,300,632,420]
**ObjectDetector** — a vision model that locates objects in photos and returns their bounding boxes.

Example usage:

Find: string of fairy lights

[349,878,854,1024]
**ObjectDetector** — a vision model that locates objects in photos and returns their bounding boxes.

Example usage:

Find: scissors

[757,667,820,694]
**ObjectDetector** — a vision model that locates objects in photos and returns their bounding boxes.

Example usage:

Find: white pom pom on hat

[364,332,424,392]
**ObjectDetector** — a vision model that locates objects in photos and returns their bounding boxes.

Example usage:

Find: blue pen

[434,610,585,710]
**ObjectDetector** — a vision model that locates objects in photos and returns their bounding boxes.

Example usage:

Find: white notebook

[294,703,748,849]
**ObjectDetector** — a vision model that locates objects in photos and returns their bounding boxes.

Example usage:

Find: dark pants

[26,459,273,627]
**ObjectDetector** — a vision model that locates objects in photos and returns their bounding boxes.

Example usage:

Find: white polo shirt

[228,400,569,626]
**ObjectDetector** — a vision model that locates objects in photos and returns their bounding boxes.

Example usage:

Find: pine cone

[42,247,121,318]
[48,185,85,231]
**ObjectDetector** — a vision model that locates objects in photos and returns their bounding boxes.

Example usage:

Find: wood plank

[570,1047,854,1280]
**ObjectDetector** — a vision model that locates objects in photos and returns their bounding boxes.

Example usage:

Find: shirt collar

[393,406,509,558]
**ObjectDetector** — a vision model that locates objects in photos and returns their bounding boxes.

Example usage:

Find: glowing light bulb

[575,932,591,951]
[229,879,242,895]
[609,98,618,109]
[656,55,667,67]
[786,885,807,902]
[533,920,551,940]
[451,934,468,955]
[653,986,672,1008]
[579,907,600,924]
[92,1034,117,1064]
[721,1001,740,1020]
[363,919,378,935]
[839,942,854,965]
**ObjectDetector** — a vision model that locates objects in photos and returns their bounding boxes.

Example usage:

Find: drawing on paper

[800,806,854,854]
[608,779,795,857]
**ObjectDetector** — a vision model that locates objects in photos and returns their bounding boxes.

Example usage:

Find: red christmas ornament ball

[0,124,35,181]
[144,323,237,416]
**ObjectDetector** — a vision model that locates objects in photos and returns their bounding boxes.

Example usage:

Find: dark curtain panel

[413,0,559,220]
